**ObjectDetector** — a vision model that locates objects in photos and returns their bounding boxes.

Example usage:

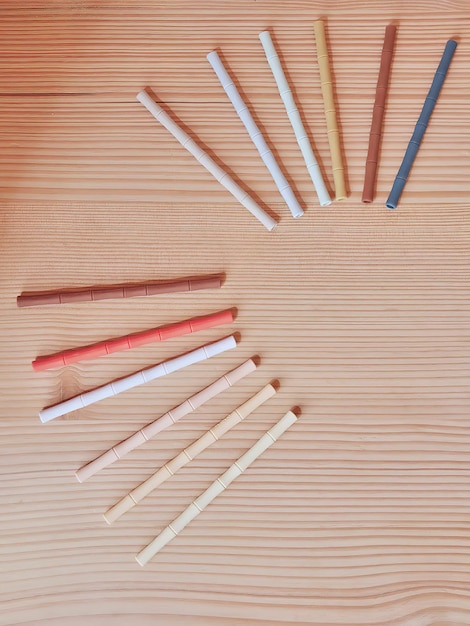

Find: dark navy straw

[386,39,457,209]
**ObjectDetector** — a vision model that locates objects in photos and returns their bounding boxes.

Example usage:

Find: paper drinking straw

[362,24,397,203]
[259,30,331,207]
[136,90,277,231]
[386,39,457,209]
[135,409,297,564]
[313,20,347,201]
[207,50,303,218]
[33,309,234,372]
[39,335,237,423]
[104,382,277,524]
[76,358,257,483]
[17,275,221,308]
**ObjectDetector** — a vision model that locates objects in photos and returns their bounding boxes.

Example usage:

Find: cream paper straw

[207,50,303,218]
[104,382,277,524]
[39,335,237,423]
[137,90,277,231]
[259,31,331,206]
[135,409,297,565]
[76,358,257,483]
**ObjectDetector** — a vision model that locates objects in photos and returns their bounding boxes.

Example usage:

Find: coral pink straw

[33,309,234,371]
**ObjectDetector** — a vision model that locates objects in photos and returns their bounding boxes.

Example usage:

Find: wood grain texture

[0,1,469,624]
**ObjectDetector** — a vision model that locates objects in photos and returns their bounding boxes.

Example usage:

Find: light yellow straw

[314,20,347,200]
[135,409,297,565]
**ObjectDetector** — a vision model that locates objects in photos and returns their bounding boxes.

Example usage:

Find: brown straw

[17,275,221,307]
[362,24,396,203]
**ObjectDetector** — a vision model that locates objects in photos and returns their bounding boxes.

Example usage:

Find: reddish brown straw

[17,275,221,307]
[362,24,396,203]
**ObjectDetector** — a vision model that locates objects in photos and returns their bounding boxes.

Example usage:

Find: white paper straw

[39,335,237,423]
[207,50,303,218]
[137,90,277,231]
[135,409,297,565]
[259,31,331,206]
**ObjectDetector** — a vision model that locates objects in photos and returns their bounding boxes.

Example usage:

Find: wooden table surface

[1,1,469,624]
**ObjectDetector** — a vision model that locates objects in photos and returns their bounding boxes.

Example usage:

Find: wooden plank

[1,1,470,624]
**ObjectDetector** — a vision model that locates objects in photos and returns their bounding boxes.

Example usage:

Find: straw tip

[135,554,146,567]
[290,406,302,418]
[38,411,51,424]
